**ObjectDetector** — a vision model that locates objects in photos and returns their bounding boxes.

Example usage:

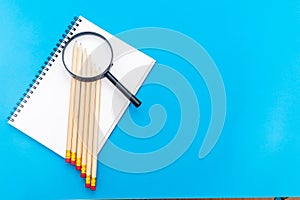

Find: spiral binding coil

[7,16,82,122]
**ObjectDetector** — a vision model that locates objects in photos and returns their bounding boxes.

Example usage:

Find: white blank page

[8,16,155,158]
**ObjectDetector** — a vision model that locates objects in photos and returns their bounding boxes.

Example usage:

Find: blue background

[1,0,300,199]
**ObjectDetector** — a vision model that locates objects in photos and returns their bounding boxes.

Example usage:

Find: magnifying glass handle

[106,72,141,107]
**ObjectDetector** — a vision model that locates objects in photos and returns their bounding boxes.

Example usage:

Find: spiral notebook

[7,16,156,158]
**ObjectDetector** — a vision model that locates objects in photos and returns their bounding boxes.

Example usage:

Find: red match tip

[90,186,96,191]
[85,183,90,188]
[76,166,81,171]
[80,173,86,178]
[65,158,71,163]
[71,161,76,165]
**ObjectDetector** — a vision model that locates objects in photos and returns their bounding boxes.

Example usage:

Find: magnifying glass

[62,31,141,107]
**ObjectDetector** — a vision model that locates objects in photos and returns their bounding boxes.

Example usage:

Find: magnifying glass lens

[63,34,113,79]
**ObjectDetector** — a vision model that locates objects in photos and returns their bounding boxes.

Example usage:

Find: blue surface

[1,0,300,199]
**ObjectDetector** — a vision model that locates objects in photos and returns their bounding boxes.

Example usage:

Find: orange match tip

[71,161,76,165]
[76,166,81,170]
[85,183,90,188]
[65,158,71,163]
[90,186,96,191]
[80,173,86,178]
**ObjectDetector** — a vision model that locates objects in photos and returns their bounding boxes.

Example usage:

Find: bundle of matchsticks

[65,41,101,191]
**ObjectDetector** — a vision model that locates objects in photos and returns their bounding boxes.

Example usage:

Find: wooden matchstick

[75,48,87,170]
[91,78,101,191]
[70,43,83,165]
[65,41,78,163]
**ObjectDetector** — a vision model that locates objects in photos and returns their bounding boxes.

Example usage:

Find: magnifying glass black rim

[62,31,114,82]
